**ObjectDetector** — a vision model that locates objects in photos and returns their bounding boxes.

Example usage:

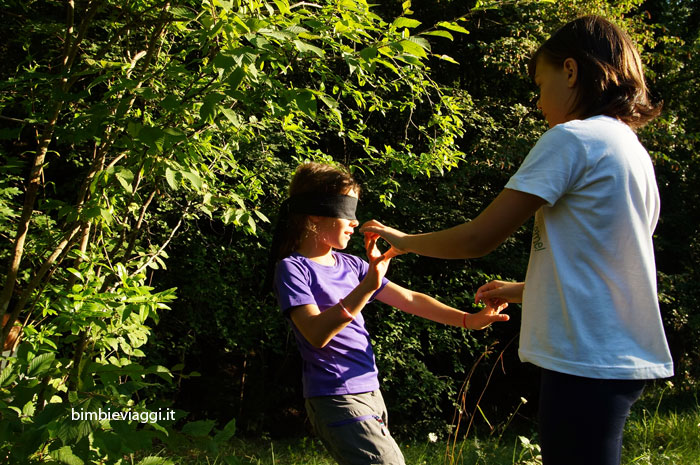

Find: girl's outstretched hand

[360,220,407,259]
[474,280,525,309]
[466,301,511,330]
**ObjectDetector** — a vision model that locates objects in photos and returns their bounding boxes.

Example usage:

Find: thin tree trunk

[0,0,101,320]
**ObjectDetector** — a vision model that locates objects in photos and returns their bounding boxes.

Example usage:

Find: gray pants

[305,390,405,465]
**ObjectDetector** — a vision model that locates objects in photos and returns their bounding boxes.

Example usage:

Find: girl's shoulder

[549,115,632,140]
[536,116,636,154]
[279,252,305,266]
[277,253,311,276]
[333,251,368,270]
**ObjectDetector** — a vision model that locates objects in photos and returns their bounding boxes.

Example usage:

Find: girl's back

[507,114,672,380]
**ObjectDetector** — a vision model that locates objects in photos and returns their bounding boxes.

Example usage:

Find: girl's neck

[296,237,335,266]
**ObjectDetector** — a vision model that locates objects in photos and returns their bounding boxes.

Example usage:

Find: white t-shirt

[506,115,673,380]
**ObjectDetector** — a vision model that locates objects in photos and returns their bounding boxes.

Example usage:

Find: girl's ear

[563,58,578,87]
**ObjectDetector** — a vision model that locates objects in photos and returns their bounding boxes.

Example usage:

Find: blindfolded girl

[267,162,509,465]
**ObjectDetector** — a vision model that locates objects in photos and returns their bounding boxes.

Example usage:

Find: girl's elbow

[301,330,330,349]
[474,242,499,258]
[458,236,496,259]
[310,337,330,349]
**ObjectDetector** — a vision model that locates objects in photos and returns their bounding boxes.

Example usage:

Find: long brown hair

[529,15,660,129]
[276,162,360,261]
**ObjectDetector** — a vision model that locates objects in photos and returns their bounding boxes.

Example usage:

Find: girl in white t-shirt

[361,15,673,465]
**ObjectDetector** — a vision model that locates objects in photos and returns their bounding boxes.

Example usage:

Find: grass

[161,384,700,464]
[621,384,700,465]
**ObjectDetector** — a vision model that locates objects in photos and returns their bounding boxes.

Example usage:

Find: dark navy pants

[538,369,646,465]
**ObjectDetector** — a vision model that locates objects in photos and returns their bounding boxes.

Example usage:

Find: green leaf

[165,168,178,190]
[318,93,338,111]
[214,418,236,443]
[437,21,469,34]
[115,168,134,194]
[253,210,270,223]
[136,457,174,465]
[213,52,236,71]
[228,67,247,90]
[49,446,84,465]
[200,93,225,122]
[273,0,291,14]
[392,17,421,29]
[408,36,431,51]
[0,366,17,387]
[398,39,428,58]
[22,400,36,417]
[436,54,460,65]
[247,214,256,233]
[359,46,378,61]
[182,419,216,437]
[170,7,196,19]
[295,91,317,118]
[100,207,112,223]
[221,108,242,128]
[222,208,235,224]
[422,30,453,40]
[84,206,102,220]
[93,430,123,458]
[182,171,203,191]
[163,128,186,141]
[375,59,399,74]
[27,353,55,377]
[293,40,324,57]
[138,126,166,152]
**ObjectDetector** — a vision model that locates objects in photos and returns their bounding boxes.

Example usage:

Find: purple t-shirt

[274,251,389,398]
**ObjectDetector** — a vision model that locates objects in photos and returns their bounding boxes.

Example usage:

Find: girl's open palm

[468,301,510,330]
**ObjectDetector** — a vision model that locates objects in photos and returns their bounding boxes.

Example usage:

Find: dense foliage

[0,0,698,462]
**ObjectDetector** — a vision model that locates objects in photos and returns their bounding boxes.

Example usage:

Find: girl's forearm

[301,277,379,348]
[340,277,380,317]
[404,222,490,259]
[398,292,464,327]
[401,189,546,259]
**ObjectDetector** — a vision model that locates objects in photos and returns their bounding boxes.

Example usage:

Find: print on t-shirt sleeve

[275,259,317,314]
[505,125,585,207]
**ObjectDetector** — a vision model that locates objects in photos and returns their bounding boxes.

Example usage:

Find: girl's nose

[350,219,359,227]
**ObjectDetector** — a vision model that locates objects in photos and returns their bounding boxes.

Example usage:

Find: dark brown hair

[529,15,660,128]
[276,162,360,260]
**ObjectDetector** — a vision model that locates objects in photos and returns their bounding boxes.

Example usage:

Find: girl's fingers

[383,247,403,260]
[360,219,384,233]
[474,283,503,304]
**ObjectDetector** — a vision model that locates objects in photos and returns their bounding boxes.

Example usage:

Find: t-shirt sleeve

[505,125,585,206]
[274,259,316,314]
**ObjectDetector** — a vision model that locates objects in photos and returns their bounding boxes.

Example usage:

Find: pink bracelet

[339,298,355,321]
[462,312,468,329]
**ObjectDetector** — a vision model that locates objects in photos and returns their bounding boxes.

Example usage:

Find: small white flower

[520,397,528,405]
[428,432,438,443]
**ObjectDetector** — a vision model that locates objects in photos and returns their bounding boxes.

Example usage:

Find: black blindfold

[287,193,358,220]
